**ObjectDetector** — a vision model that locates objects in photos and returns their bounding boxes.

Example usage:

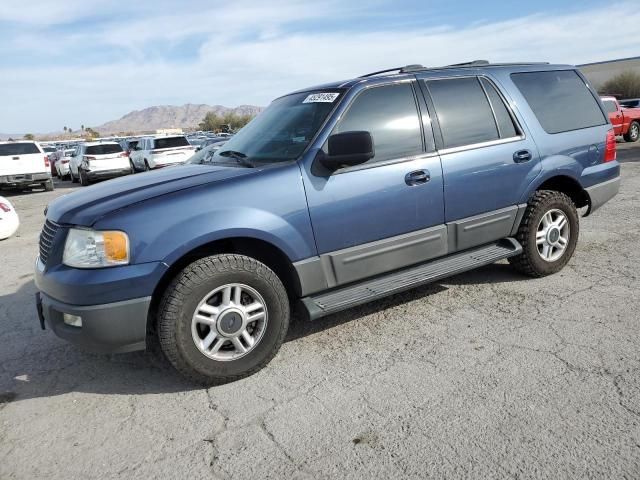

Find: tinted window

[480,78,519,138]
[85,144,123,155]
[0,143,40,156]
[427,77,499,148]
[511,70,606,134]
[154,137,190,149]
[603,100,618,114]
[43,146,56,153]
[333,83,422,163]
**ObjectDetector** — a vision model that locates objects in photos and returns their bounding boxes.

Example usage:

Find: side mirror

[320,131,374,170]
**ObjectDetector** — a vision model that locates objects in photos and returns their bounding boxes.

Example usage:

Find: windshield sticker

[303,92,340,103]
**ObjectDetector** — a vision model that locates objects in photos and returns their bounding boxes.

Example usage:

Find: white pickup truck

[0,141,54,191]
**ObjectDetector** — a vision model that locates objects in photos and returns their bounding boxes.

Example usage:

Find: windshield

[207,90,343,165]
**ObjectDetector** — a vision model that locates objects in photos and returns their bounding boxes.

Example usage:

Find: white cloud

[0,0,638,132]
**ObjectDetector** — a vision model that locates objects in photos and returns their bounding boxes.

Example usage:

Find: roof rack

[358,64,424,78]
[358,61,550,78]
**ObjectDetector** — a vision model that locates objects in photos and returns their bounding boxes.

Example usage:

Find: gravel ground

[1,151,639,479]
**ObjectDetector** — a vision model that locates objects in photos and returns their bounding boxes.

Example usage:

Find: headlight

[63,228,129,268]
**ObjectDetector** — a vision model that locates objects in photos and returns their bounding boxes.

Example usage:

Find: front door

[301,81,445,286]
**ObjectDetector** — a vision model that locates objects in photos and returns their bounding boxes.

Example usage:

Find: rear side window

[0,143,41,156]
[603,100,618,114]
[480,78,519,139]
[154,137,190,149]
[426,77,499,149]
[332,83,423,164]
[511,70,607,134]
[85,144,123,155]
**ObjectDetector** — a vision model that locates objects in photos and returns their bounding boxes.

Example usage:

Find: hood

[47,164,256,226]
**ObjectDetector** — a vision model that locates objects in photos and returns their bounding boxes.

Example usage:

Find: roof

[289,61,574,95]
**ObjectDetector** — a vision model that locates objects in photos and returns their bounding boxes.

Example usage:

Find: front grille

[39,219,59,265]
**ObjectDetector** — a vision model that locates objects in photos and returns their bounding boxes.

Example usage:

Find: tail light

[119,151,129,157]
[604,129,616,163]
[84,155,96,161]
[44,155,50,168]
[0,202,10,213]
[62,160,70,164]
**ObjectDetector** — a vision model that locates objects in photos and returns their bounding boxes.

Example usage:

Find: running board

[301,238,522,320]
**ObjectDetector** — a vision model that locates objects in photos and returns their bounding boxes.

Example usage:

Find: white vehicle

[0,141,54,191]
[0,196,19,240]
[69,142,132,186]
[130,135,195,171]
[55,149,75,179]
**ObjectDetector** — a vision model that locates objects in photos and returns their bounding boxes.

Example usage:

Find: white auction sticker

[303,92,340,103]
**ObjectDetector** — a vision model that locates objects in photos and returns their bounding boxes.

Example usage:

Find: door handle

[405,169,430,186]
[513,150,532,163]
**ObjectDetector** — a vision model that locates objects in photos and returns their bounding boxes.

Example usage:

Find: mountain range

[92,104,264,134]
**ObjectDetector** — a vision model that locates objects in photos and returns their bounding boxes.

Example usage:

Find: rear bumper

[0,172,51,186]
[85,167,131,180]
[585,175,620,215]
[36,291,149,353]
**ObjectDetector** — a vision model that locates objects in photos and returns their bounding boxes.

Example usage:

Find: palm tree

[81,124,85,132]
[63,126,68,133]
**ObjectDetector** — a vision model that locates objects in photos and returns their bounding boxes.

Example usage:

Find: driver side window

[332,83,423,164]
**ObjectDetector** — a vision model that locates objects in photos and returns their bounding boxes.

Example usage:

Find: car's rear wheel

[129,160,136,174]
[144,160,150,171]
[509,190,579,277]
[43,179,54,192]
[624,121,640,142]
[157,254,290,384]
[71,169,79,183]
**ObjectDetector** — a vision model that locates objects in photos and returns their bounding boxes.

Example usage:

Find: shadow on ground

[0,263,525,405]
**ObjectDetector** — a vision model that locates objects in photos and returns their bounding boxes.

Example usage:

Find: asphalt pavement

[1,145,639,479]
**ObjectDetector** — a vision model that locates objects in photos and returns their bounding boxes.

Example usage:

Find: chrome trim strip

[438,135,525,155]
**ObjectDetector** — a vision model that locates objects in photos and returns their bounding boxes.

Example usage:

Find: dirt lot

[1,148,640,479]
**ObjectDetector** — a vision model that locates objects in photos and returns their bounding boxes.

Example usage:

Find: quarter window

[511,70,607,134]
[426,77,500,149]
[332,83,423,164]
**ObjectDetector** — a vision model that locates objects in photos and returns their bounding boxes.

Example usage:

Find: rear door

[0,142,46,176]
[420,75,541,250]
[84,144,127,171]
[301,81,446,286]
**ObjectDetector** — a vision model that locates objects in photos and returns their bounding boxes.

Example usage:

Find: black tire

[71,169,79,183]
[509,190,579,277]
[43,179,54,192]
[623,121,640,143]
[79,169,90,186]
[129,160,136,174]
[144,160,150,171]
[157,254,290,385]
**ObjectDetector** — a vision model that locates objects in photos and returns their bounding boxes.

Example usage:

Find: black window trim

[322,79,431,175]
[509,69,608,135]
[419,74,526,155]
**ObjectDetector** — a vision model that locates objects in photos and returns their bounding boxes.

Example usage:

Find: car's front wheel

[157,254,290,384]
[509,190,579,277]
[624,121,640,143]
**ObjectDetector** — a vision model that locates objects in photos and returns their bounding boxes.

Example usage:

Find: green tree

[23,133,35,140]
[63,126,68,133]
[81,124,85,132]
[600,71,640,98]
[198,111,255,132]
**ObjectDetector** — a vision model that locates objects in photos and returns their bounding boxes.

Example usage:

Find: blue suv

[35,61,620,383]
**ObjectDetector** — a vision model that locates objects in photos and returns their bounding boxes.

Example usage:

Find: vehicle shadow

[0,265,525,404]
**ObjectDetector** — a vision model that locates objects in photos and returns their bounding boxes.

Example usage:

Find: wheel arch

[526,173,590,213]
[147,236,301,334]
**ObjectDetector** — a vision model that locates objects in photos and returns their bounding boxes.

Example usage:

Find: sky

[1,0,638,133]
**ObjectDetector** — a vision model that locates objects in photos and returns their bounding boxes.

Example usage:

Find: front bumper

[585,175,620,215]
[0,172,51,186]
[36,291,150,353]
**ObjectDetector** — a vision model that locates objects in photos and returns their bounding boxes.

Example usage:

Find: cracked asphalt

[1,147,640,479]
